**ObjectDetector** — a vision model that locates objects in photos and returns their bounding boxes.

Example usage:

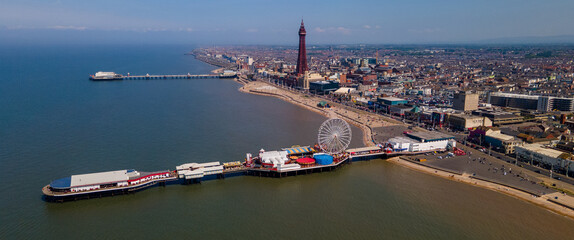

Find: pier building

[387,131,456,152]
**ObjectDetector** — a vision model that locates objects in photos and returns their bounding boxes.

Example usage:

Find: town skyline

[3,0,574,45]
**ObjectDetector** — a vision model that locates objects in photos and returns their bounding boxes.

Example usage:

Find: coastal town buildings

[484,128,522,154]
[516,144,574,175]
[453,92,479,112]
[188,23,574,166]
[192,44,574,135]
[181,27,574,217]
[448,114,493,130]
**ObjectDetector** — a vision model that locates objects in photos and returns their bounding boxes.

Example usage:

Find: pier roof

[50,177,72,189]
[406,131,455,142]
[50,170,138,189]
[283,146,313,154]
[346,146,382,153]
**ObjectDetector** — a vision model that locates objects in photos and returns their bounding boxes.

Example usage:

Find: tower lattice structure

[296,20,308,76]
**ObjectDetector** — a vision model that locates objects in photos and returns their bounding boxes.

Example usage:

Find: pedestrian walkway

[544,192,574,210]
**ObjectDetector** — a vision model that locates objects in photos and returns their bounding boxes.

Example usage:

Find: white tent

[260,151,289,167]
[333,87,356,95]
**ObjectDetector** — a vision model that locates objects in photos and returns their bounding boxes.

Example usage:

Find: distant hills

[475,35,574,45]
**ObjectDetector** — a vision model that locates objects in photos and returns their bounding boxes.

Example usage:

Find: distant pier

[123,74,221,80]
[90,71,237,81]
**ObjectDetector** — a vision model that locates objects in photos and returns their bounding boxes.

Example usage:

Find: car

[554,176,562,180]
[534,170,541,174]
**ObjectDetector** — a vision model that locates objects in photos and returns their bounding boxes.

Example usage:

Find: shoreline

[236,80,394,147]
[229,76,574,220]
[389,157,574,220]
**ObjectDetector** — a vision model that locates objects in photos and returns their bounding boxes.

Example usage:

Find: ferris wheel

[317,118,352,154]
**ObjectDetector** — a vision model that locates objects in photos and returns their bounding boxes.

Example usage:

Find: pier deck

[123,74,221,80]
[43,148,448,202]
[90,72,237,81]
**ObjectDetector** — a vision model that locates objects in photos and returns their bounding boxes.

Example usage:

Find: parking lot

[406,145,555,196]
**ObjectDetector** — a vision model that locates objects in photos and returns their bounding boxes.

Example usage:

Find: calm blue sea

[0,44,573,239]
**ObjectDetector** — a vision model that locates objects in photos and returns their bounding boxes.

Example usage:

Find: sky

[2,0,574,45]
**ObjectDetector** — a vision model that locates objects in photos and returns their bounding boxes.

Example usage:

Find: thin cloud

[177,28,193,32]
[408,28,442,34]
[314,27,326,33]
[314,26,351,35]
[48,25,87,30]
[337,27,351,35]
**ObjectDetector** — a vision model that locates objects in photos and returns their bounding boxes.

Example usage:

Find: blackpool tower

[296,20,308,76]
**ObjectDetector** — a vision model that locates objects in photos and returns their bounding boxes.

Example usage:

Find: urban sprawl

[192,44,574,178]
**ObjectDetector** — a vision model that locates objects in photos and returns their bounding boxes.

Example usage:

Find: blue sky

[2,0,574,45]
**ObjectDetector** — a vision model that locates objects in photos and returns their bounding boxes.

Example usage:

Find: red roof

[296,158,315,164]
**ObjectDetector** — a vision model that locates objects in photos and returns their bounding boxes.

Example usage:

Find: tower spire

[296,20,308,76]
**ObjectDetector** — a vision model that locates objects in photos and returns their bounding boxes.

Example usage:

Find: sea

[1,44,573,239]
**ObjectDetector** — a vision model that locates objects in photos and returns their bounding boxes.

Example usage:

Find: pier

[89,71,237,81]
[43,119,455,202]
[123,74,221,80]
[242,148,445,178]
[42,147,448,202]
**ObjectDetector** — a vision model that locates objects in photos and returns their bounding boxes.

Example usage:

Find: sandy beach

[238,80,396,146]
[234,77,574,220]
[211,68,224,74]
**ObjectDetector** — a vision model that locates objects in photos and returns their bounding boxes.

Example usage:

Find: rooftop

[346,146,382,153]
[406,131,455,142]
[486,131,515,141]
[451,113,484,119]
[388,136,419,143]
[50,169,139,189]
[380,97,407,102]
[517,143,564,158]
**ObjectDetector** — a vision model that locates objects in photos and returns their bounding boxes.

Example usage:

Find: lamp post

[488,142,491,156]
